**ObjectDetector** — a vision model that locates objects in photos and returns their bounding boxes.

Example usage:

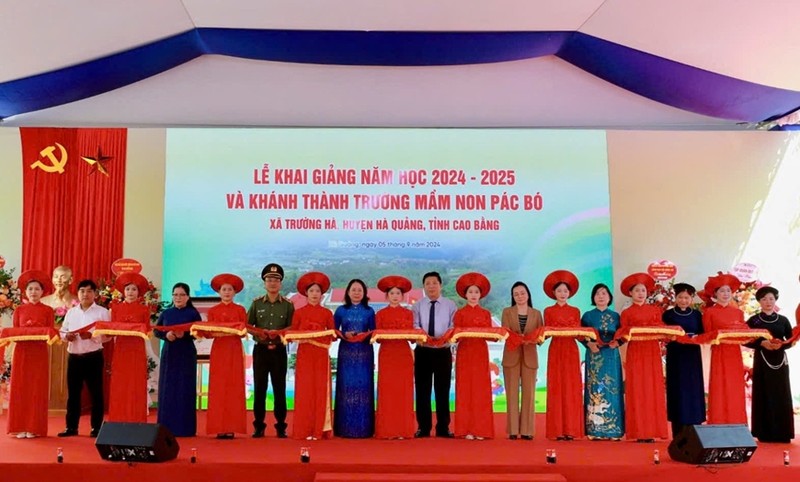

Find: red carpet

[1,413,797,482]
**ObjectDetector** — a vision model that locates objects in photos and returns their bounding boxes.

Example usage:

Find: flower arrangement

[646,279,676,311]
[732,280,763,318]
[733,280,764,319]
[95,279,120,308]
[54,299,79,325]
[96,277,167,324]
[0,266,23,317]
[0,362,10,384]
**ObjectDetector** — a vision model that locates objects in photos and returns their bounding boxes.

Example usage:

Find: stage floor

[1,412,797,482]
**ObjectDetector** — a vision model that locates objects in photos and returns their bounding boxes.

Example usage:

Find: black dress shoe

[276,429,288,439]
[414,430,430,438]
[509,435,518,440]
[521,435,534,440]
[436,431,455,438]
[58,428,78,437]
[216,432,234,439]
[252,428,265,438]
[89,428,100,438]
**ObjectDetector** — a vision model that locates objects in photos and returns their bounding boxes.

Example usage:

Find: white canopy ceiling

[1,0,798,128]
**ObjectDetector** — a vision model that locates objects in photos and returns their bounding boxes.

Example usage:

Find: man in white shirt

[411,271,457,438]
[58,279,109,438]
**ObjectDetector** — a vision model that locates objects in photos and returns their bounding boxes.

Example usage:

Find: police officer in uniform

[248,263,294,438]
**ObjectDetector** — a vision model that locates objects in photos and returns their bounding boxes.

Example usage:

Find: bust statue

[41,265,77,310]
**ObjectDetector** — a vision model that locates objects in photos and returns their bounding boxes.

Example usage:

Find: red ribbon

[152,321,199,333]
[425,328,455,348]
[281,330,337,344]
[370,328,428,344]
[191,321,247,338]
[782,325,800,346]
[524,328,544,344]
[1,326,61,340]
[335,330,372,343]
[451,327,509,342]
[93,321,149,335]
[542,326,600,342]
[66,322,100,335]
[505,331,524,351]
[247,326,287,340]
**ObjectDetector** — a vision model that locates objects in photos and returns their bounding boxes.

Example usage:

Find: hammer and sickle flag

[19,127,128,287]
[29,142,68,174]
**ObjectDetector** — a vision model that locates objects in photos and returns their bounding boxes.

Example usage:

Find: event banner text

[227,165,543,235]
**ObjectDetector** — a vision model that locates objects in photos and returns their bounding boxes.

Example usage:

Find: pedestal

[48,342,68,414]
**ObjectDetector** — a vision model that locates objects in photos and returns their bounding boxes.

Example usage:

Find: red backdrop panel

[20,127,127,284]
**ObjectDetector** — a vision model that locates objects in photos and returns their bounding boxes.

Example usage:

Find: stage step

[315,473,566,482]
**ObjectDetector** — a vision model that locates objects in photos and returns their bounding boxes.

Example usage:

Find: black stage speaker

[95,422,179,462]
[668,424,757,464]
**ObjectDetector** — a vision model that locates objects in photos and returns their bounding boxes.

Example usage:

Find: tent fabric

[2,29,799,122]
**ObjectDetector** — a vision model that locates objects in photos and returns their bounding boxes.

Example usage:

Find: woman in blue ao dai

[581,283,624,440]
[333,279,376,438]
[155,282,200,437]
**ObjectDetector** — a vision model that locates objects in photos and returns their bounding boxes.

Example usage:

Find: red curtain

[20,128,127,284]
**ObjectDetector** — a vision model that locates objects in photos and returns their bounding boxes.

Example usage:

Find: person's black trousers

[414,346,452,435]
[65,350,104,431]
[252,343,288,431]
